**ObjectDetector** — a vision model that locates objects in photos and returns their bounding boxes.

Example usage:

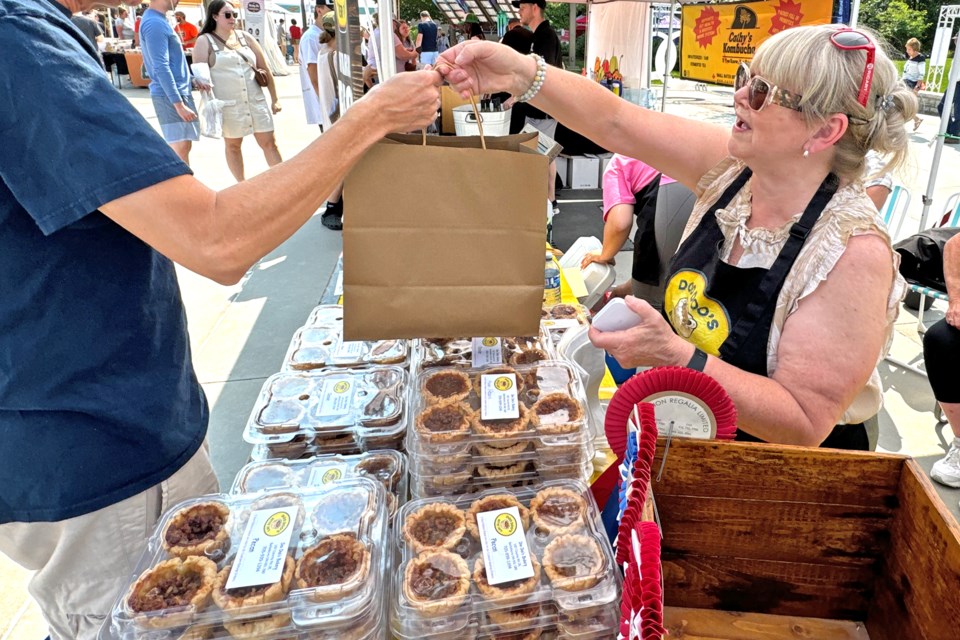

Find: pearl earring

[803,149,810,158]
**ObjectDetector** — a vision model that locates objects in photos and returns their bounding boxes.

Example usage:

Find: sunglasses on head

[734,62,803,112]
[829,28,875,108]
[221,11,236,19]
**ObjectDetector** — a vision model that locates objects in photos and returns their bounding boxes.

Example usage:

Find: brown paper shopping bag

[342,131,548,340]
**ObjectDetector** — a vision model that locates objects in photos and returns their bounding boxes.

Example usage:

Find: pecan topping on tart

[162,502,231,560]
[473,555,541,602]
[529,487,587,535]
[509,348,549,366]
[403,503,467,554]
[548,304,581,319]
[465,494,530,539]
[415,402,473,443]
[422,370,472,404]
[402,550,470,617]
[353,454,399,486]
[530,393,583,435]
[212,555,295,612]
[542,534,604,592]
[125,556,217,628]
[295,533,371,602]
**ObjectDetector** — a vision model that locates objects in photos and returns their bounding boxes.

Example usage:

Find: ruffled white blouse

[683,158,906,424]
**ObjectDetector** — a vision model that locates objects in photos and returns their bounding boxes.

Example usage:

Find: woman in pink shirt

[582,154,696,308]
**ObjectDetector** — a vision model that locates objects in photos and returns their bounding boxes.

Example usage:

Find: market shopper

[299,3,324,129]
[174,10,198,48]
[581,155,696,310]
[0,2,442,639]
[194,0,283,182]
[395,20,418,72]
[289,17,301,63]
[439,25,914,449]
[416,10,439,67]
[902,37,925,131]
[924,233,960,490]
[140,0,208,164]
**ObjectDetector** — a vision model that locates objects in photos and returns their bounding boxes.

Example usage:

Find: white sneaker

[931,437,960,488]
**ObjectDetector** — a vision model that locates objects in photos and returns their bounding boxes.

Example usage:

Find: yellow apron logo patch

[664,269,730,356]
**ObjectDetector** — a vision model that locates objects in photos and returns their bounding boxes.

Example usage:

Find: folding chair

[879,184,910,242]
[934,191,960,229]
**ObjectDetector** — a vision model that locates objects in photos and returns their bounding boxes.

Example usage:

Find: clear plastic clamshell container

[406,361,595,497]
[231,451,407,518]
[283,306,409,371]
[539,304,590,350]
[413,332,556,372]
[390,481,621,640]
[100,478,389,640]
[243,367,407,454]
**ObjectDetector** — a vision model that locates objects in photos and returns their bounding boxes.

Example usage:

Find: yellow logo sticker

[335,0,348,31]
[321,468,342,484]
[494,513,518,536]
[494,376,513,391]
[333,381,350,394]
[663,269,730,356]
[481,337,498,347]
[263,512,291,537]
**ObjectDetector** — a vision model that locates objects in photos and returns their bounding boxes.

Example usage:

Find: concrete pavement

[3,74,960,639]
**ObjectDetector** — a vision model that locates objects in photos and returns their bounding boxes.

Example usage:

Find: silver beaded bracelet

[517,53,547,103]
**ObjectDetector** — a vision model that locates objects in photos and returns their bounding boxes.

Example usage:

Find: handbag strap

[211,31,261,73]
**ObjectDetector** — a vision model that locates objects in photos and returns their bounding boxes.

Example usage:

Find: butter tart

[125,556,217,628]
[247,492,305,532]
[423,370,472,404]
[416,402,473,443]
[221,613,291,639]
[471,405,530,446]
[475,440,531,458]
[256,399,305,435]
[487,628,542,640]
[238,463,298,493]
[475,460,531,480]
[509,348,549,366]
[212,555,295,613]
[353,454,400,488]
[465,494,530,540]
[402,550,471,617]
[529,488,586,536]
[403,502,467,553]
[310,489,372,535]
[178,624,215,640]
[162,502,231,560]
[530,393,583,436]
[487,603,543,631]
[295,533,371,602]
[548,304,581,319]
[473,554,541,602]
[542,534,604,592]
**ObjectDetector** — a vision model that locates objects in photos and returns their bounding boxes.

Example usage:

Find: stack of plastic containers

[231,451,407,518]
[540,304,591,350]
[413,333,555,371]
[99,478,390,639]
[245,366,408,459]
[407,359,595,498]
[391,482,621,640]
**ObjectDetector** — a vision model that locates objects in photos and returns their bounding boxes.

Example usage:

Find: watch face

[641,391,718,439]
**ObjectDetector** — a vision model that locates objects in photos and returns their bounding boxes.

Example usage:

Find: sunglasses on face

[734,63,803,112]
[830,28,875,108]
[221,11,236,19]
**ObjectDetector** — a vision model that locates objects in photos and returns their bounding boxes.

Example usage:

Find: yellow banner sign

[681,0,833,86]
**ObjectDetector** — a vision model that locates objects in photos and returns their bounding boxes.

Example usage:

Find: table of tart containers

[99,303,623,640]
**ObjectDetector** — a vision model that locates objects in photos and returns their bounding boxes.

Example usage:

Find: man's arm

[100,71,442,285]
[308,62,320,96]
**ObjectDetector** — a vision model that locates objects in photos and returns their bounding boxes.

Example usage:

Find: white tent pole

[379,0,396,80]
[849,0,861,28]
[660,0,676,112]
[919,34,960,230]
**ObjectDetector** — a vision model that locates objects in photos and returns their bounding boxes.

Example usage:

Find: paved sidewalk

[4,75,960,639]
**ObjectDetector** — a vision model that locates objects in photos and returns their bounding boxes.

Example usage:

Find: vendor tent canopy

[432,0,520,25]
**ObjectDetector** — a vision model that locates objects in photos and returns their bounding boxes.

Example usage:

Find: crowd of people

[4,0,960,637]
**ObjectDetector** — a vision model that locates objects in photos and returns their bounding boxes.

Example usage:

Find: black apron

[662,168,868,451]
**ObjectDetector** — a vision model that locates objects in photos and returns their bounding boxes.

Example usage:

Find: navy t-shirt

[0,0,208,523]
[418,21,438,52]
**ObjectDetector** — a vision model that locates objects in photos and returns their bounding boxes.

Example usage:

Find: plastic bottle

[544,253,561,306]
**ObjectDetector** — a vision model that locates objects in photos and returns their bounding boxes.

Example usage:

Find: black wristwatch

[685,347,708,372]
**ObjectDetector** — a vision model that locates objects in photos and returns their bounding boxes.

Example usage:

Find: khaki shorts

[0,443,219,640]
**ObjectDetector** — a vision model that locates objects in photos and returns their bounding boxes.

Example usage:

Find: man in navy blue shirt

[415,11,438,67]
[140,0,208,163]
[0,1,441,637]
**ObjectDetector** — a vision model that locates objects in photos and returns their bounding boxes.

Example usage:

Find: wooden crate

[646,438,960,640]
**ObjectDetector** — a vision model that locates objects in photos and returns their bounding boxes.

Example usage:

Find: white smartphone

[592,298,644,332]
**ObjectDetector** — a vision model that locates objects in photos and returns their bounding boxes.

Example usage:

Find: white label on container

[306,463,349,487]
[477,506,535,586]
[480,373,520,421]
[226,506,299,590]
[318,377,355,418]
[335,340,365,359]
[542,318,580,331]
[471,337,503,367]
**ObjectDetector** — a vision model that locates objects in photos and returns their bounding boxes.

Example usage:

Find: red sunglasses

[830,28,875,108]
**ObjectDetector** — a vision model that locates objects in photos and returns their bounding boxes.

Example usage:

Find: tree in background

[400,0,446,24]
[859,0,930,53]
